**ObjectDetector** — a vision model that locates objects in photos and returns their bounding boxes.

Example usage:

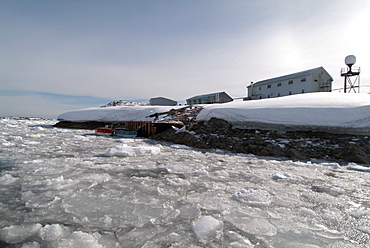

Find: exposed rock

[54,118,370,164]
[54,121,116,130]
[285,148,307,161]
[150,118,370,164]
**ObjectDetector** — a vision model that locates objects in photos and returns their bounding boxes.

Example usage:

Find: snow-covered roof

[249,67,332,87]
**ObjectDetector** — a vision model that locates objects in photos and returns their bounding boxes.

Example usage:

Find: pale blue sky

[1,0,369,118]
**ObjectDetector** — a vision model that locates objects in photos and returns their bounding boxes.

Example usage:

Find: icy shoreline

[1,118,370,247]
[54,92,370,164]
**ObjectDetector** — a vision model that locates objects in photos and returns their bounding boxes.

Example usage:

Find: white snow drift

[57,93,370,134]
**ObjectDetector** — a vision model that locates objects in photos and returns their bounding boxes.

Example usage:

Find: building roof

[186,91,230,100]
[249,66,331,87]
[150,97,176,102]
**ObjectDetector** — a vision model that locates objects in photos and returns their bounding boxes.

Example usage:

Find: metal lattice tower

[340,55,361,93]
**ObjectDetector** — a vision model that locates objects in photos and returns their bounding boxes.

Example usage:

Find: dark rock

[344,147,369,164]
[54,121,116,129]
[54,118,370,164]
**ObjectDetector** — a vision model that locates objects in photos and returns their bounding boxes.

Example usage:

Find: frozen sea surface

[0,118,369,247]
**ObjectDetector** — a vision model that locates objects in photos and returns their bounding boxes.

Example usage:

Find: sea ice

[0,174,18,185]
[347,163,370,172]
[300,207,317,217]
[103,144,161,157]
[20,241,41,248]
[224,211,277,237]
[192,216,223,244]
[1,118,370,247]
[232,189,272,206]
[50,231,103,248]
[0,224,42,244]
[272,172,291,180]
[38,224,71,241]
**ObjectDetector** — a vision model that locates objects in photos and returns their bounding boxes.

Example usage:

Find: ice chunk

[225,211,277,237]
[349,206,370,218]
[300,207,317,217]
[0,223,42,244]
[38,224,71,241]
[232,189,272,206]
[165,177,191,186]
[115,225,166,247]
[0,174,18,185]
[272,172,291,180]
[21,242,41,248]
[320,162,341,169]
[103,144,161,157]
[170,144,193,150]
[179,205,201,220]
[50,231,103,248]
[225,231,254,248]
[192,216,223,244]
[347,163,370,172]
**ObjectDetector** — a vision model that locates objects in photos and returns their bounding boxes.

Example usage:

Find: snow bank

[57,93,370,134]
[57,105,175,122]
[198,92,370,134]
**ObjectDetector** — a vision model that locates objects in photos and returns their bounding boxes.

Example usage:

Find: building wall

[186,92,233,105]
[149,97,177,106]
[247,68,332,100]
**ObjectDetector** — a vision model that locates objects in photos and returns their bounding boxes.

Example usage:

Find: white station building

[246,67,333,100]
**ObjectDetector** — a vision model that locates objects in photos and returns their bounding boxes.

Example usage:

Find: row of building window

[258,77,306,90]
[259,89,306,99]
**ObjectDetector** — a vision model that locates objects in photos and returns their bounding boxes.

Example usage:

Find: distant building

[149,97,177,106]
[246,67,333,100]
[186,92,233,105]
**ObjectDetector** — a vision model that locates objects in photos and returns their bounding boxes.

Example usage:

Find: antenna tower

[340,55,360,93]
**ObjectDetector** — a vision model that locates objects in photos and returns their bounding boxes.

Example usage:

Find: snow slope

[57,105,175,122]
[57,93,370,134]
[197,92,370,134]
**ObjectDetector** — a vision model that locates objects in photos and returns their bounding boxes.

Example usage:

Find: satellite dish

[345,55,356,66]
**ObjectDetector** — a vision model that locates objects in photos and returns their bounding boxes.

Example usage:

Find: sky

[1,0,370,118]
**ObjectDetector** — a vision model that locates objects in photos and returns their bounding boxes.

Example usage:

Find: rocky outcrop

[54,118,370,164]
[54,121,121,129]
[150,118,370,164]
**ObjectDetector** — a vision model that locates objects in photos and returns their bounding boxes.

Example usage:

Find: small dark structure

[149,97,177,106]
[186,92,233,105]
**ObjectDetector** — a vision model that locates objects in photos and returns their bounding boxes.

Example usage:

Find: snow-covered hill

[57,93,370,134]
[197,92,370,134]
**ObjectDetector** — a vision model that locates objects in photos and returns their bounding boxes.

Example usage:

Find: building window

[301,77,306,82]
[267,85,271,88]
[259,87,261,90]
[277,82,282,87]
[288,80,293,84]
